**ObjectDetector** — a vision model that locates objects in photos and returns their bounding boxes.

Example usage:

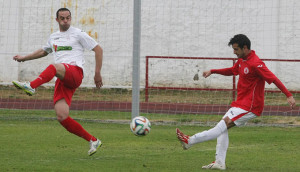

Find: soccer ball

[130,116,151,136]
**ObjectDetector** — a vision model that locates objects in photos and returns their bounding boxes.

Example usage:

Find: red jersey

[211,50,277,116]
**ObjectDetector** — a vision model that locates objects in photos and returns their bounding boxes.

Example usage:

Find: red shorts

[53,64,83,106]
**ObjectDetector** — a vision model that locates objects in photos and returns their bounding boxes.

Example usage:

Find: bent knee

[52,63,66,79]
[57,114,68,122]
[56,110,69,122]
[223,116,235,129]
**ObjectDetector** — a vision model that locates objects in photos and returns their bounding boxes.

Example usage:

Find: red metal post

[145,56,149,102]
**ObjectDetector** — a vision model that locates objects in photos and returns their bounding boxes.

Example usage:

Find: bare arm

[93,45,103,88]
[13,48,48,62]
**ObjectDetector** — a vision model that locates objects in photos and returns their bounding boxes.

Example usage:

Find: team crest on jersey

[244,67,249,74]
[53,44,72,52]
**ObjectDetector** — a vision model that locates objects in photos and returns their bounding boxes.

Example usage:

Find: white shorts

[223,107,257,127]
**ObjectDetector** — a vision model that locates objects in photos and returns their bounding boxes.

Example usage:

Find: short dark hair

[56,8,71,19]
[228,34,251,50]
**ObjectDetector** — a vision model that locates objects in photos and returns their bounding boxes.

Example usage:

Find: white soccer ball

[130,116,151,136]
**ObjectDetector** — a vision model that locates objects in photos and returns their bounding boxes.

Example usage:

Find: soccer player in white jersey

[12,8,103,156]
[176,34,296,170]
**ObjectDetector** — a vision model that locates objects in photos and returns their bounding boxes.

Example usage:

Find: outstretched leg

[12,64,61,96]
[189,120,228,145]
[30,64,57,88]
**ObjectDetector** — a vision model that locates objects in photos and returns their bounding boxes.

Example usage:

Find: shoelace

[177,131,189,144]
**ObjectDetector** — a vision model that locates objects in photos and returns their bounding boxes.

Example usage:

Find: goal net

[0,0,134,122]
[139,0,300,126]
[0,0,299,126]
[145,56,300,126]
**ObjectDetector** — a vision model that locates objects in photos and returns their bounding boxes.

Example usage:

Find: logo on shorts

[244,67,249,74]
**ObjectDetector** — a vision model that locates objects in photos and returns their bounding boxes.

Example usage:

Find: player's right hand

[202,70,212,78]
[13,55,25,62]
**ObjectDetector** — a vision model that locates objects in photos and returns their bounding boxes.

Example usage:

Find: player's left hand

[94,73,103,88]
[287,96,296,110]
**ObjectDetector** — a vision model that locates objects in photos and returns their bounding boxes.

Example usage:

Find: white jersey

[43,26,98,70]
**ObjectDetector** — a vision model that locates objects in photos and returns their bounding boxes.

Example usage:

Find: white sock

[215,129,229,165]
[189,120,227,145]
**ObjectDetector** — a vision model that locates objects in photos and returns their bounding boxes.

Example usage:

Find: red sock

[60,116,97,142]
[30,64,57,89]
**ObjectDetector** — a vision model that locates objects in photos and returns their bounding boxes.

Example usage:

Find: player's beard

[60,24,70,32]
[236,52,245,59]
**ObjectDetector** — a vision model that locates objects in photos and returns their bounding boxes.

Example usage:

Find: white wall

[1,0,300,89]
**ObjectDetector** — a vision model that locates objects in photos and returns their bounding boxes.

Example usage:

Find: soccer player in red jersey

[12,8,103,156]
[176,34,296,170]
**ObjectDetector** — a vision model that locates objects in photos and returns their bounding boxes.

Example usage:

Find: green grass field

[1,109,300,171]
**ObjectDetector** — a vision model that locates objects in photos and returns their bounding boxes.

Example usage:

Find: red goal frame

[145,56,300,102]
